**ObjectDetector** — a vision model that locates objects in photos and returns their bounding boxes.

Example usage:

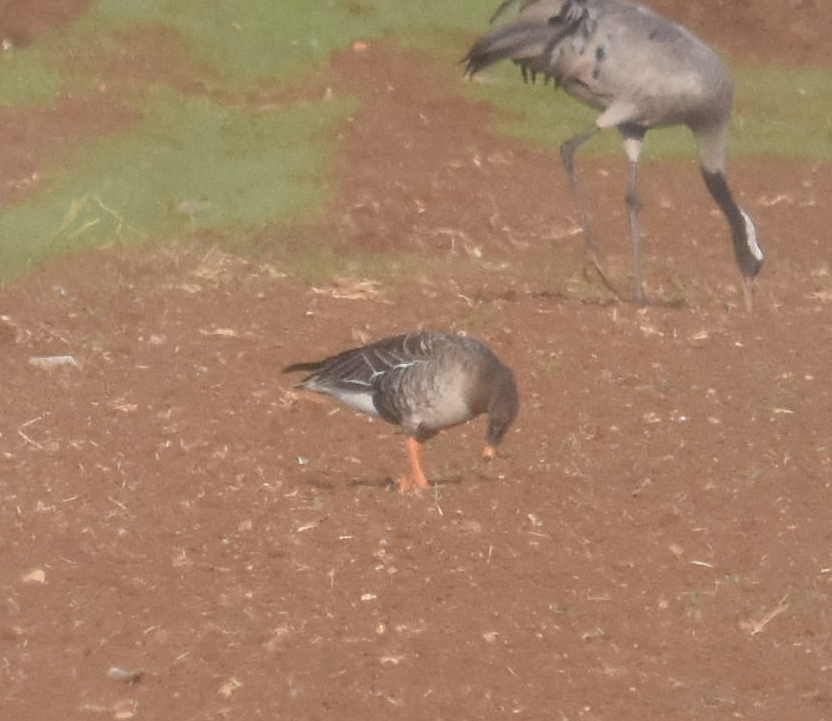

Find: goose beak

[482,444,497,460]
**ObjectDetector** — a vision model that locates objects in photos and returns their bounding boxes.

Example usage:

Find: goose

[283,331,519,491]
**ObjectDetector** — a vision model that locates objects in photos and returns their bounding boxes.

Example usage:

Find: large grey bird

[463,0,764,310]
[283,331,519,492]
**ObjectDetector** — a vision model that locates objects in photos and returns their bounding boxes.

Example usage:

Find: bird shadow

[300,463,501,493]
[299,475,398,493]
[348,475,467,490]
[531,288,617,307]
[301,477,337,491]
[649,295,691,310]
[346,475,398,490]
[531,288,690,309]
[344,473,489,492]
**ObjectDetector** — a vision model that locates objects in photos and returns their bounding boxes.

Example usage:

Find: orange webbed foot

[395,475,429,494]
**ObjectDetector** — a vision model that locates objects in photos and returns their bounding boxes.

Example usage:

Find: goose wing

[287,333,432,388]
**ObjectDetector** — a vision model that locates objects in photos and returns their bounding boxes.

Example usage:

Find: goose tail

[282,360,325,375]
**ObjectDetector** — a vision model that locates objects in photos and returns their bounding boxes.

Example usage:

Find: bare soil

[2,2,832,720]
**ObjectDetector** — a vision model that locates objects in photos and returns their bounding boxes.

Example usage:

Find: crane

[464,0,764,309]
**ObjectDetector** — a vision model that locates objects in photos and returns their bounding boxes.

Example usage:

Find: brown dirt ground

[2,2,832,720]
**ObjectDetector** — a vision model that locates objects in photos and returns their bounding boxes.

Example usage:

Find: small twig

[742,593,791,635]
[18,429,43,449]
[690,560,715,568]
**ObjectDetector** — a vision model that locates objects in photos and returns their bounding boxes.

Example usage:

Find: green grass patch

[0,87,354,281]
[0,47,62,106]
[92,0,488,83]
[0,0,494,101]
[734,65,832,161]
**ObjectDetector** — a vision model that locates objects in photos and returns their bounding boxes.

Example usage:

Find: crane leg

[623,133,646,304]
[560,126,620,298]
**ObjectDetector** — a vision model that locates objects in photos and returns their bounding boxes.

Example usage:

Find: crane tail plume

[462,23,553,76]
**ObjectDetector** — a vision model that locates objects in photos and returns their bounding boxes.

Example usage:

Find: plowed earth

[2,1,832,719]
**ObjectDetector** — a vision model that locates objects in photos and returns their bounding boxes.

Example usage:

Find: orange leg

[396,436,430,493]
[482,443,497,460]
